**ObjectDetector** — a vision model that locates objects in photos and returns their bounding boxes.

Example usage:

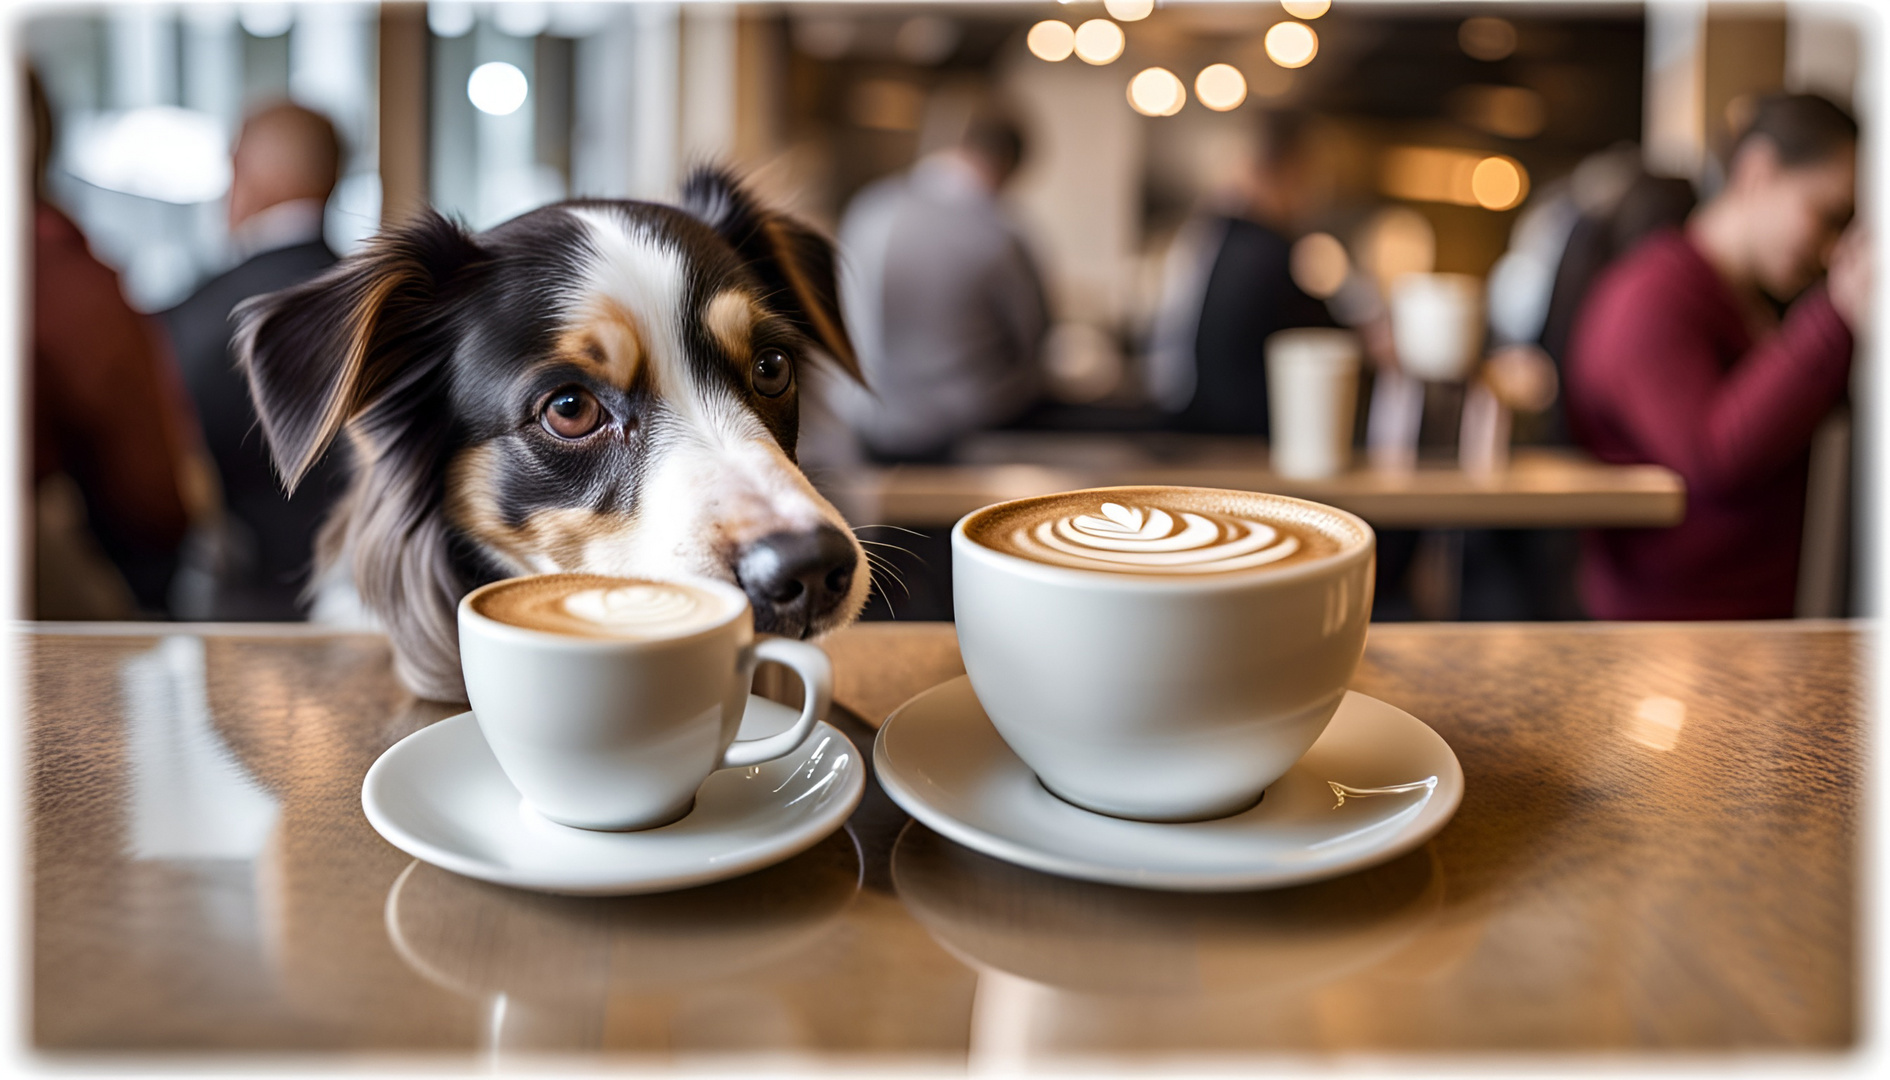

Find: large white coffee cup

[1389,272,1485,382]
[953,487,1375,822]
[459,575,832,831]
[1267,328,1361,480]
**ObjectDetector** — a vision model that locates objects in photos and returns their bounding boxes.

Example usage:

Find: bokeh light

[239,3,293,38]
[1281,1,1332,18]
[1027,20,1076,62]
[1459,17,1517,61]
[468,61,530,117]
[1358,207,1437,287]
[1265,21,1318,68]
[1074,19,1126,65]
[1104,0,1154,21]
[1471,155,1529,209]
[1194,64,1249,112]
[1128,67,1186,117]
[1290,232,1350,298]
[1382,145,1527,210]
[493,2,551,38]
[427,2,475,39]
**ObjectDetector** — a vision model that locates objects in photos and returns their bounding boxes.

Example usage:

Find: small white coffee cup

[953,487,1375,823]
[458,575,832,831]
[1267,328,1362,480]
[1389,272,1485,382]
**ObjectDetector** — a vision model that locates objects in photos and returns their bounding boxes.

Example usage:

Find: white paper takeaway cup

[1389,272,1485,382]
[1267,328,1362,480]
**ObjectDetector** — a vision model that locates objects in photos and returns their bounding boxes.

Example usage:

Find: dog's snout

[735,526,858,637]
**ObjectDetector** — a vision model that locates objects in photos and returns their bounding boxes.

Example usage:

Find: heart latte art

[1025,501,1302,573]
[966,490,1347,576]
[472,573,739,639]
[563,584,707,633]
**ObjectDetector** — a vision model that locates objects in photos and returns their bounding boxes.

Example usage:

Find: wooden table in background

[27,619,1857,1061]
[827,443,1686,529]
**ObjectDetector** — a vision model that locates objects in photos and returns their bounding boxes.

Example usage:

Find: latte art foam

[472,573,738,640]
[965,488,1355,577]
[1022,501,1299,573]
[563,585,705,634]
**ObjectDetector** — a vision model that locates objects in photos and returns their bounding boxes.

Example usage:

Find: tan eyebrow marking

[556,296,644,388]
[704,289,762,359]
[445,443,627,571]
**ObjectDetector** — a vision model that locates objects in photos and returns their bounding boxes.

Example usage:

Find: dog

[234,168,872,701]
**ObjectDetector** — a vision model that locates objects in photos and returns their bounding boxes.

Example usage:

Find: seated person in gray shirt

[830,94,1049,463]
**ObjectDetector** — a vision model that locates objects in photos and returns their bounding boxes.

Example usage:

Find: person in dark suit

[1146,110,1336,435]
[164,102,351,620]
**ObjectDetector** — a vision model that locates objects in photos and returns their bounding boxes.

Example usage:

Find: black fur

[680,169,860,381]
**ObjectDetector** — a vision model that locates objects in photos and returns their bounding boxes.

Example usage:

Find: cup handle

[720,637,833,768]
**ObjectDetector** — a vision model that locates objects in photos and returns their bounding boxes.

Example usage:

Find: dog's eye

[541,388,604,439]
[751,348,793,398]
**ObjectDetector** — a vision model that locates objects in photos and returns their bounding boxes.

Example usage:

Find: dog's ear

[234,210,486,492]
[680,166,860,382]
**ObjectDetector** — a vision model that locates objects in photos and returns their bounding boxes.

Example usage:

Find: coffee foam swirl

[1015,501,1302,574]
[562,584,705,634]
[473,574,737,640]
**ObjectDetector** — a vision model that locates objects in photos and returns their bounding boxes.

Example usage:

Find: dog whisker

[862,551,911,599]
[862,549,906,587]
[863,549,912,588]
[856,537,917,557]
[851,523,930,538]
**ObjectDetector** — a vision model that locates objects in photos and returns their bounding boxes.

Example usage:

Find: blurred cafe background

[18,0,1872,628]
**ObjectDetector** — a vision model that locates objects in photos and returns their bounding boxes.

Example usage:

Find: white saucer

[362,697,864,896]
[873,677,1462,891]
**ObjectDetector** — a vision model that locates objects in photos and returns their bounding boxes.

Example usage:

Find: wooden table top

[825,445,1685,529]
[26,619,1858,1061]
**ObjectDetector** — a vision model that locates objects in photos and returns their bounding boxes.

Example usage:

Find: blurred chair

[163,102,353,621]
[825,87,1050,464]
[1144,110,1336,436]
[30,71,204,619]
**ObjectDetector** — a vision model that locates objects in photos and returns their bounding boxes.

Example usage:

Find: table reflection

[384,830,862,1051]
[893,822,1442,995]
[892,822,1447,1058]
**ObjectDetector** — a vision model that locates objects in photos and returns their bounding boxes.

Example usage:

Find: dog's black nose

[735,525,857,638]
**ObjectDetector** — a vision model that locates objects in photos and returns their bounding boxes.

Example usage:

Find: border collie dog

[235,169,871,701]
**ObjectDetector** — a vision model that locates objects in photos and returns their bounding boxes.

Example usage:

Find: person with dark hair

[1146,110,1336,433]
[163,102,351,619]
[1565,92,1867,619]
[828,89,1049,462]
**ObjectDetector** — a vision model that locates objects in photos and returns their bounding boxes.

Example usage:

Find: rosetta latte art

[563,584,704,633]
[1013,501,1302,574]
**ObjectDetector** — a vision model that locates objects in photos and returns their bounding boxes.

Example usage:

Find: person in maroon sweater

[1566,94,1869,619]
[29,70,201,615]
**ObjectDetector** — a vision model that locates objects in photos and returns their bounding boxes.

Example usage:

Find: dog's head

[235,170,871,701]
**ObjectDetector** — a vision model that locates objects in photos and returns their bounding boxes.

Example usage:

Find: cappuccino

[471,574,740,640]
[459,573,833,831]
[963,487,1358,576]
[953,485,1377,821]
